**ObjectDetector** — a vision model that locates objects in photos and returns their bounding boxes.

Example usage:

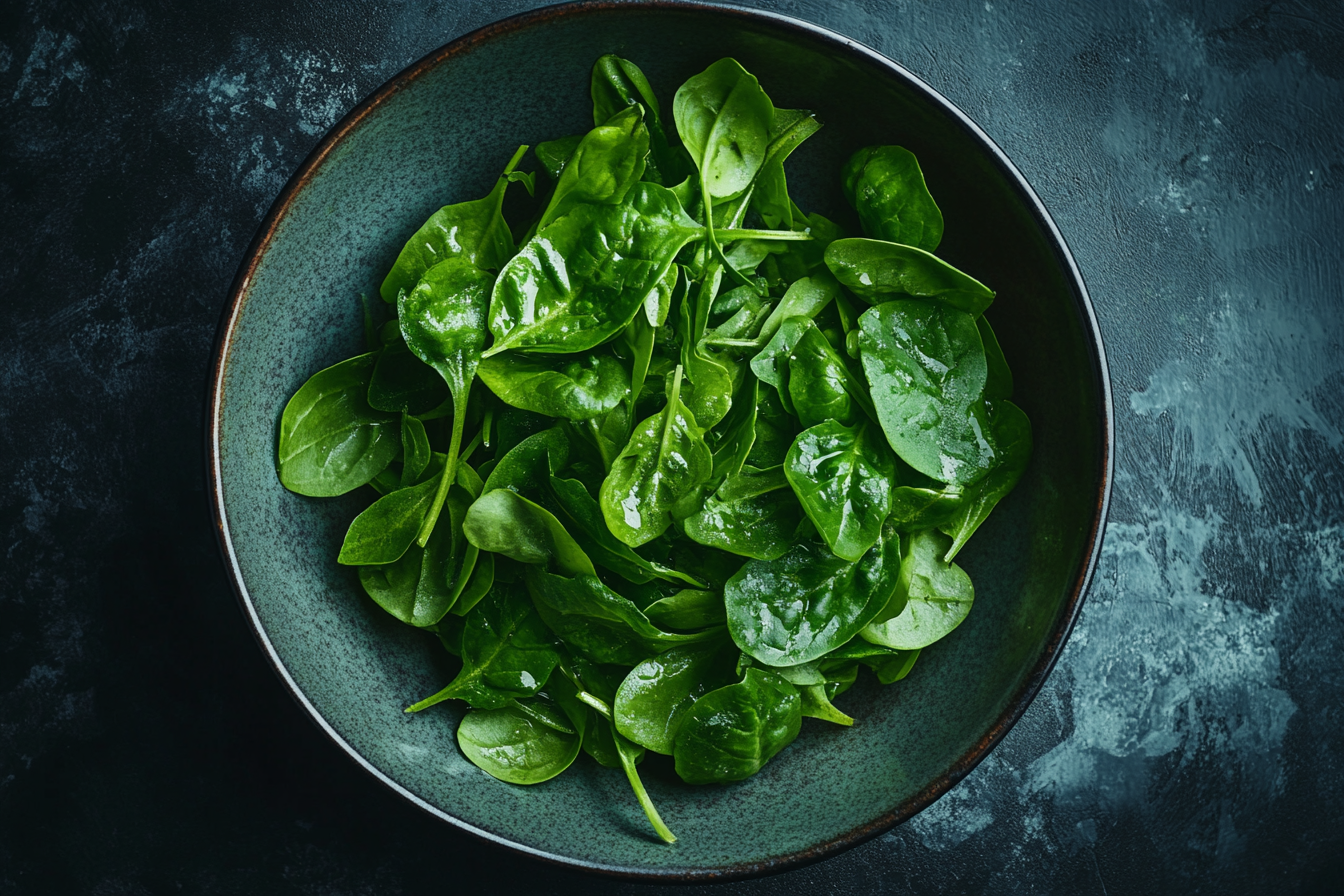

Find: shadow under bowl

[208,0,1112,881]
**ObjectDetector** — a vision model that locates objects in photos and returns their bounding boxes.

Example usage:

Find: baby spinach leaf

[826,238,994,317]
[590,54,683,187]
[477,351,628,420]
[753,273,840,348]
[336,468,441,565]
[684,465,803,561]
[708,376,759,483]
[407,582,561,711]
[367,336,450,414]
[462,488,595,577]
[535,135,583,182]
[456,699,581,785]
[481,425,570,495]
[615,642,738,755]
[857,299,998,486]
[599,366,713,548]
[380,145,526,301]
[486,183,702,356]
[888,485,964,533]
[672,57,774,203]
[547,475,704,587]
[643,590,727,631]
[451,552,495,618]
[978,314,1014,400]
[399,414,431,487]
[399,256,496,544]
[745,386,797,469]
[278,353,399,497]
[538,105,649,230]
[724,524,901,667]
[841,145,944,251]
[749,317,811,414]
[941,399,1032,560]
[787,324,860,428]
[357,480,474,626]
[672,667,801,784]
[863,530,974,646]
[784,421,895,562]
[525,569,722,666]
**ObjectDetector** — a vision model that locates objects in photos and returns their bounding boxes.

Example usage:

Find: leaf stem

[716,227,812,241]
[577,690,612,719]
[615,729,676,844]
[415,399,466,547]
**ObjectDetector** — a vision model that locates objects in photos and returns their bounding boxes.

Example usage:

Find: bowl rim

[206,0,1114,882]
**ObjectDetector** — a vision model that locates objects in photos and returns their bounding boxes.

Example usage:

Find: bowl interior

[212,3,1109,879]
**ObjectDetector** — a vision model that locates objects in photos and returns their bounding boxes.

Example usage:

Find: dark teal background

[1,1,1340,892]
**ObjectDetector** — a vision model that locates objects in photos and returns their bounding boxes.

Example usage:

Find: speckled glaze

[208,1,1110,880]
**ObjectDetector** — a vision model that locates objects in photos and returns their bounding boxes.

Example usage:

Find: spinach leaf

[862,529,974,646]
[277,353,399,497]
[357,480,475,625]
[745,386,797,469]
[525,569,722,666]
[399,256,495,544]
[749,317,811,414]
[481,425,570,495]
[367,336,450,414]
[753,108,822,229]
[599,366,713,548]
[672,667,801,784]
[486,184,702,356]
[752,273,839,348]
[684,465,803,561]
[535,135,583,182]
[724,523,901,666]
[407,582,561,711]
[888,485,964,532]
[799,684,854,726]
[451,552,495,617]
[787,323,862,428]
[841,145,944,251]
[643,589,727,631]
[614,642,738,754]
[336,466,442,565]
[614,720,677,844]
[538,105,649,231]
[456,699,581,785]
[784,420,895,561]
[380,145,525,301]
[672,57,774,203]
[461,488,595,577]
[477,351,628,420]
[708,376,758,483]
[978,314,1013,400]
[941,399,1032,560]
[590,54,683,186]
[826,238,994,317]
[547,475,704,587]
[857,299,998,486]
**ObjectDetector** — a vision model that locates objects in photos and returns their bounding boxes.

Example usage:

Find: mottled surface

[0,0,1339,893]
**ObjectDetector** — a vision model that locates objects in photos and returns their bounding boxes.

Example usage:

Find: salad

[275,54,1031,843]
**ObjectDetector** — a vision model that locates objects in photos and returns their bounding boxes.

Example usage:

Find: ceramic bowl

[208,0,1112,881]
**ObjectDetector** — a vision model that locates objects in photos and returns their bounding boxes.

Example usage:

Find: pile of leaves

[276,54,1031,843]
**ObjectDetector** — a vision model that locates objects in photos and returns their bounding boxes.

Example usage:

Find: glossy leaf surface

[826,238,994,317]
[672,668,801,784]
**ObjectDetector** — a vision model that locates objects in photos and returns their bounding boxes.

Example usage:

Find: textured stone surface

[0,0,1339,892]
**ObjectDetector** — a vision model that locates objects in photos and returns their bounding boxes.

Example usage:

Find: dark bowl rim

[206,0,1114,883]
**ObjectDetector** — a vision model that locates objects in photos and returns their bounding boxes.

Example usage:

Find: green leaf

[367,336,449,414]
[642,590,727,631]
[826,238,994,317]
[863,529,974,645]
[799,684,854,726]
[684,465,803,561]
[486,183,702,355]
[752,273,839,348]
[539,104,649,230]
[481,425,570,495]
[462,489,595,577]
[456,699,581,785]
[336,469,442,565]
[786,323,861,428]
[978,314,1014,400]
[277,353,399,497]
[749,317,811,414]
[525,569,722,666]
[535,135,583,182]
[857,299,999,485]
[940,399,1032,560]
[379,145,525,302]
[888,485,964,533]
[591,54,684,186]
[477,351,628,420]
[399,414,430,487]
[599,366,713,547]
[407,582,560,711]
[614,642,738,754]
[725,522,901,667]
[672,58,775,202]
[753,108,822,229]
[784,421,896,562]
[841,145,944,251]
[672,667,801,784]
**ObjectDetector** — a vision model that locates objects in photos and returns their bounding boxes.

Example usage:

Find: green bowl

[208,0,1112,881]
